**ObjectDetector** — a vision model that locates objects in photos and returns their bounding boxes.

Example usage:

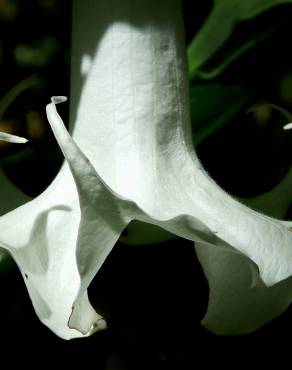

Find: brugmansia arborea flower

[1,0,292,339]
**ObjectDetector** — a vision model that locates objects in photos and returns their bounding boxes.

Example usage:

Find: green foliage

[190,83,255,146]
[14,37,60,68]
[187,0,292,79]
[0,74,40,120]
[187,0,292,144]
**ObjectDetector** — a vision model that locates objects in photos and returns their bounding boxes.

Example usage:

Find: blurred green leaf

[191,83,256,145]
[0,146,35,165]
[187,0,292,79]
[193,25,283,80]
[0,253,17,273]
[14,37,60,68]
[0,74,40,120]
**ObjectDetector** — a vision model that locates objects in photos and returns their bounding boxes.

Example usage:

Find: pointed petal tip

[90,317,107,333]
[66,318,107,339]
[0,132,28,144]
[17,137,28,144]
[51,96,68,104]
[283,122,292,130]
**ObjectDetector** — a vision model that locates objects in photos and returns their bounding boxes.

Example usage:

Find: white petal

[0,167,84,339]
[196,242,292,335]
[0,116,123,338]
[196,169,292,334]
[0,132,27,144]
[46,97,132,334]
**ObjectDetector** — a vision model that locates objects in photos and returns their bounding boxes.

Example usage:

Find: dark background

[0,0,292,368]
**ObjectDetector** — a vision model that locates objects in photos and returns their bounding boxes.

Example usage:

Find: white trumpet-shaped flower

[1,0,292,339]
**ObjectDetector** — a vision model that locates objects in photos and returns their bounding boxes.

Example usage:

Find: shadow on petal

[15,205,71,274]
